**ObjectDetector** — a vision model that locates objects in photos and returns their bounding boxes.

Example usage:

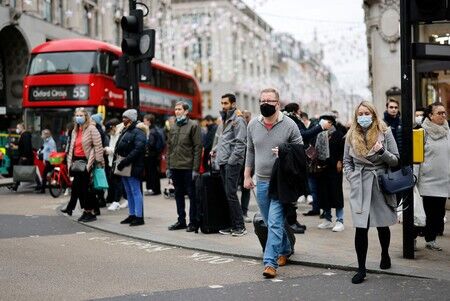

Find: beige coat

[67,122,104,172]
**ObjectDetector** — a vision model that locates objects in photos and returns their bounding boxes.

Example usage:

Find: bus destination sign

[29,85,89,101]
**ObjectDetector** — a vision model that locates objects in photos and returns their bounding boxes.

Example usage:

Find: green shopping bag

[93,167,109,190]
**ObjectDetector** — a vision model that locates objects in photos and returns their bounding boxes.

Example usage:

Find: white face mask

[415,116,423,125]
[16,128,21,134]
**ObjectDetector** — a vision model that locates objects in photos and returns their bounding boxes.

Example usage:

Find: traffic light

[112,56,129,90]
[410,0,449,23]
[120,10,156,62]
[121,9,143,56]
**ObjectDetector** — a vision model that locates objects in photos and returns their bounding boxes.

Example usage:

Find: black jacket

[383,111,402,153]
[286,113,323,146]
[269,143,308,204]
[114,122,147,179]
[18,131,34,163]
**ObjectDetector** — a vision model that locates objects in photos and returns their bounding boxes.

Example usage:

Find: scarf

[421,118,450,140]
[315,126,336,161]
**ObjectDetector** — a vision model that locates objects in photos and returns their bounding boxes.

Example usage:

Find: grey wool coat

[343,128,399,228]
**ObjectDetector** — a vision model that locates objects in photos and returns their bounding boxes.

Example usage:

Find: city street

[1,185,449,301]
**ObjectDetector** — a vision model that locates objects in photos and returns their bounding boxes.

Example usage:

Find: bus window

[97,52,118,76]
[28,51,97,75]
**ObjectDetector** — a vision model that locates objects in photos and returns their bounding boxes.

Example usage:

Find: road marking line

[323,272,336,276]
[271,279,283,282]
[76,232,86,234]
[209,285,223,289]
[29,235,40,238]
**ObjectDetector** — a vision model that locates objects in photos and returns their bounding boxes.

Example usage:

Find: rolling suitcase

[253,212,296,253]
[195,171,231,234]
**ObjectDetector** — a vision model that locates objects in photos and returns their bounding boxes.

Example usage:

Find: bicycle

[48,152,71,198]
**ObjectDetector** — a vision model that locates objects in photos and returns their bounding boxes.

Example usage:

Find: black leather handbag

[378,166,416,194]
[70,160,87,173]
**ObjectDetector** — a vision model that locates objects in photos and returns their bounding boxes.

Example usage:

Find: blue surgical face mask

[75,116,85,125]
[357,115,373,128]
[176,115,186,122]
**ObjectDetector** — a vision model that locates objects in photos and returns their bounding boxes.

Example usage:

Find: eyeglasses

[259,99,278,104]
[388,106,398,109]
[434,111,447,116]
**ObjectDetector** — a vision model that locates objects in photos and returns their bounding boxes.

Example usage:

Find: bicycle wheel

[49,172,63,198]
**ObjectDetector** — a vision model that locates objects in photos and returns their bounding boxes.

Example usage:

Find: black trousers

[67,169,92,210]
[422,196,446,242]
[145,155,161,193]
[40,161,54,191]
[220,164,245,230]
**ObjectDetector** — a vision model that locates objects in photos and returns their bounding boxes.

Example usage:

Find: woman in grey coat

[343,101,399,284]
[416,102,450,251]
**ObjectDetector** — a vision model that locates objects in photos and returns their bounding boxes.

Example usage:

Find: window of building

[208,62,213,83]
[43,0,52,22]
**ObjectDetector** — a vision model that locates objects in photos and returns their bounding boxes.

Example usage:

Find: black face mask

[260,103,276,117]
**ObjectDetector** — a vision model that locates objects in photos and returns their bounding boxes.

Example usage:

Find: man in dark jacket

[383,99,402,153]
[115,109,147,226]
[11,123,34,191]
[167,102,202,232]
[143,114,162,196]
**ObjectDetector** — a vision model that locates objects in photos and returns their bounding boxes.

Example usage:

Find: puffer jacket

[114,121,147,179]
[167,118,202,171]
[214,109,247,166]
[67,122,104,172]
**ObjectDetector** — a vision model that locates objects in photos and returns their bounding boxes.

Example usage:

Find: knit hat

[122,109,138,122]
[91,113,103,125]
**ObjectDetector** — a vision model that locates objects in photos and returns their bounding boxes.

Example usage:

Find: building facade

[363,0,450,115]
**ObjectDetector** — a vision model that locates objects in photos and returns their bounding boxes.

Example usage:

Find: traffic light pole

[400,0,415,259]
[128,0,140,111]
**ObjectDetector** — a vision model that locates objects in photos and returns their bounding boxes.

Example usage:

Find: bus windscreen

[28,51,97,75]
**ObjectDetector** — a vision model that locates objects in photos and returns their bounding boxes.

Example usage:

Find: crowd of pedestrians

[9,87,449,284]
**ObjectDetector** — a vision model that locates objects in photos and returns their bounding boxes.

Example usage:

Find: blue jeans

[323,207,344,223]
[122,176,143,218]
[308,177,319,212]
[256,181,292,269]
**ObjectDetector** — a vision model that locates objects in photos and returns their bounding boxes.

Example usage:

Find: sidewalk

[65,181,450,281]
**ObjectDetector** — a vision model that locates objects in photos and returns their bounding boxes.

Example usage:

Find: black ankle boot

[60,208,72,216]
[351,270,366,284]
[120,215,136,224]
[380,255,391,270]
[130,217,145,226]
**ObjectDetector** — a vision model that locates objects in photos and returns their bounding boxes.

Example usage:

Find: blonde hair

[346,101,387,157]
[74,107,91,131]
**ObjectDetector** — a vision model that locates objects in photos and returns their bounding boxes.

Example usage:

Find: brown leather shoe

[263,266,277,278]
[277,255,288,267]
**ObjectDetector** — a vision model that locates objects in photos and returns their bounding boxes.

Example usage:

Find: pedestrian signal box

[412,128,424,164]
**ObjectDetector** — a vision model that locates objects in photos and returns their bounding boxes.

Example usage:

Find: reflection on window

[43,0,52,22]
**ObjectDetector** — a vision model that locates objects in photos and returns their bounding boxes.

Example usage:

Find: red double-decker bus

[22,38,202,147]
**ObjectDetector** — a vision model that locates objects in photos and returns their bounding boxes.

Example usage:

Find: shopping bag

[413,186,426,227]
[13,165,37,182]
[93,167,109,190]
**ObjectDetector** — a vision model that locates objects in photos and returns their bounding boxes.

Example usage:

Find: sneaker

[82,212,97,223]
[303,210,320,216]
[120,215,136,224]
[243,215,252,223]
[144,189,154,196]
[63,189,70,197]
[168,221,187,230]
[219,228,233,235]
[306,195,313,204]
[319,212,326,219]
[298,195,306,203]
[414,239,418,251]
[332,221,345,232]
[77,211,88,222]
[119,200,128,209]
[107,202,120,211]
[318,221,334,229]
[232,228,247,237]
[425,240,442,251]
